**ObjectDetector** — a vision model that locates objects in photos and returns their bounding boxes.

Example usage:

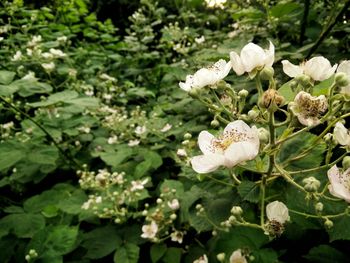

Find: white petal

[281,60,303,78]
[229,249,247,263]
[266,201,290,224]
[224,141,259,167]
[191,154,226,173]
[264,41,275,67]
[240,43,266,72]
[230,51,245,75]
[337,60,350,75]
[304,56,335,81]
[193,68,215,88]
[198,131,216,154]
[327,165,350,202]
[334,122,350,146]
[224,120,260,145]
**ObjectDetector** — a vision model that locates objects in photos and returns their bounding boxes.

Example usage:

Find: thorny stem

[0,96,82,169]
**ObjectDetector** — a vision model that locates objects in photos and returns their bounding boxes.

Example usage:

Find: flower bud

[323,133,333,143]
[184,133,192,139]
[259,89,284,111]
[324,219,333,229]
[315,202,323,213]
[342,156,350,170]
[248,109,259,120]
[335,72,350,87]
[238,89,249,98]
[231,206,243,216]
[260,66,274,80]
[211,119,220,127]
[217,253,226,262]
[295,74,311,86]
[258,127,270,144]
[302,177,321,192]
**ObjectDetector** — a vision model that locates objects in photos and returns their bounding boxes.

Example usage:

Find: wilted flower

[179,59,231,92]
[167,199,180,210]
[229,41,274,76]
[141,221,158,239]
[290,91,328,126]
[336,60,350,95]
[193,255,208,263]
[170,230,184,244]
[282,56,337,81]
[229,249,247,263]
[191,120,260,173]
[333,122,350,146]
[327,165,350,202]
[266,201,290,224]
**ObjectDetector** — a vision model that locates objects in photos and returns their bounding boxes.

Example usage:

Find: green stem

[289,209,348,219]
[211,89,233,120]
[275,163,308,193]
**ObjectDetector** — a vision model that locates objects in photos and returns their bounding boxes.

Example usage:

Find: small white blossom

[128,139,140,147]
[81,199,93,210]
[130,179,148,192]
[266,201,290,224]
[333,122,350,146]
[95,196,102,204]
[141,221,158,239]
[337,60,350,95]
[100,73,116,82]
[191,120,260,174]
[195,35,205,44]
[289,91,328,127]
[230,41,274,76]
[167,199,180,210]
[193,255,208,263]
[135,125,147,135]
[179,59,231,92]
[27,35,42,47]
[229,249,247,263]
[177,148,187,157]
[107,135,118,144]
[22,71,36,80]
[170,230,184,244]
[205,0,227,8]
[160,123,172,132]
[282,56,337,81]
[41,52,53,59]
[78,126,91,134]
[57,36,68,43]
[327,165,350,203]
[49,48,66,58]
[41,62,55,72]
[11,51,22,61]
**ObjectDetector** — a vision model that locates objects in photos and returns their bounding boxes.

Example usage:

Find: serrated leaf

[43,225,78,256]
[0,213,45,238]
[304,244,347,262]
[327,216,350,241]
[162,247,182,263]
[150,244,167,263]
[0,148,25,170]
[28,145,59,165]
[114,243,140,263]
[100,147,134,167]
[237,181,260,203]
[0,70,16,85]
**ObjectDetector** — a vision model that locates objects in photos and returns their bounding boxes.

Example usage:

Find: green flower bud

[183,133,192,139]
[315,202,323,213]
[238,89,249,98]
[211,119,220,127]
[216,253,226,262]
[324,219,333,229]
[295,74,311,86]
[260,66,275,80]
[258,127,270,144]
[248,109,259,120]
[231,206,243,216]
[302,176,321,192]
[342,156,350,170]
[335,72,350,87]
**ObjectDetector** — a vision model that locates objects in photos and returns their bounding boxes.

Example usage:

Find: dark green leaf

[114,243,140,263]
[0,70,16,85]
[150,244,167,263]
[237,180,260,203]
[304,244,347,262]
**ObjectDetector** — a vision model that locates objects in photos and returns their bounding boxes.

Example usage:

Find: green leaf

[312,76,335,96]
[0,145,25,170]
[57,189,87,214]
[114,243,140,263]
[0,213,45,238]
[28,145,59,165]
[44,225,78,256]
[82,226,122,259]
[162,247,182,263]
[13,79,53,97]
[304,244,347,262]
[278,80,296,103]
[100,147,134,167]
[0,70,16,85]
[237,180,260,203]
[327,216,350,241]
[150,244,167,263]
[269,2,300,18]
[0,84,19,96]
[28,90,79,107]
[127,87,155,98]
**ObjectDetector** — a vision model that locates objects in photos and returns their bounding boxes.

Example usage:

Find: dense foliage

[0,0,349,262]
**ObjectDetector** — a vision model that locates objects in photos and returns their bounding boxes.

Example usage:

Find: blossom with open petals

[193,255,208,263]
[290,91,328,126]
[266,201,290,224]
[282,56,337,81]
[334,122,350,146]
[229,249,247,263]
[327,165,350,203]
[229,41,274,76]
[191,120,259,173]
[337,60,350,95]
[141,221,158,239]
[179,59,231,92]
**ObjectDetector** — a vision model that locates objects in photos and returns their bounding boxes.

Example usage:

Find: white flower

[167,199,180,210]
[141,221,158,239]
[100,73,116,82]
[205,0,227,9]
[41,62,55,72]
[170,230,184,244]
[128,139,140,147]
[195,35,205,44]
[81,199,93,210]
[57,36,68,42]
[161,123,172,132]
[41,52,53,59]
[130,179,148,192]
[95,196,102,204]
[11,51,22,61]
[337,60,350,95]
[49,48,66,58]
[191,120,259,174]
[282,56,337,81]
[135,125,147,135]
[229,41,274,76]
[179,59,231,92]
[177,148,187,157]
[327,165,350,203]
[193,255,208,263]
[266,201,290,224]
[229,249,247,263]
[333,122,350,146]
[107,135,118,144]
[289,91,328,126]
[27,35,42,47]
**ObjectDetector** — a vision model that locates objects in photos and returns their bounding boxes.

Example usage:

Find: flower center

[212,129,248,151]
[298,95,327,117]
[340,171,350,191]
